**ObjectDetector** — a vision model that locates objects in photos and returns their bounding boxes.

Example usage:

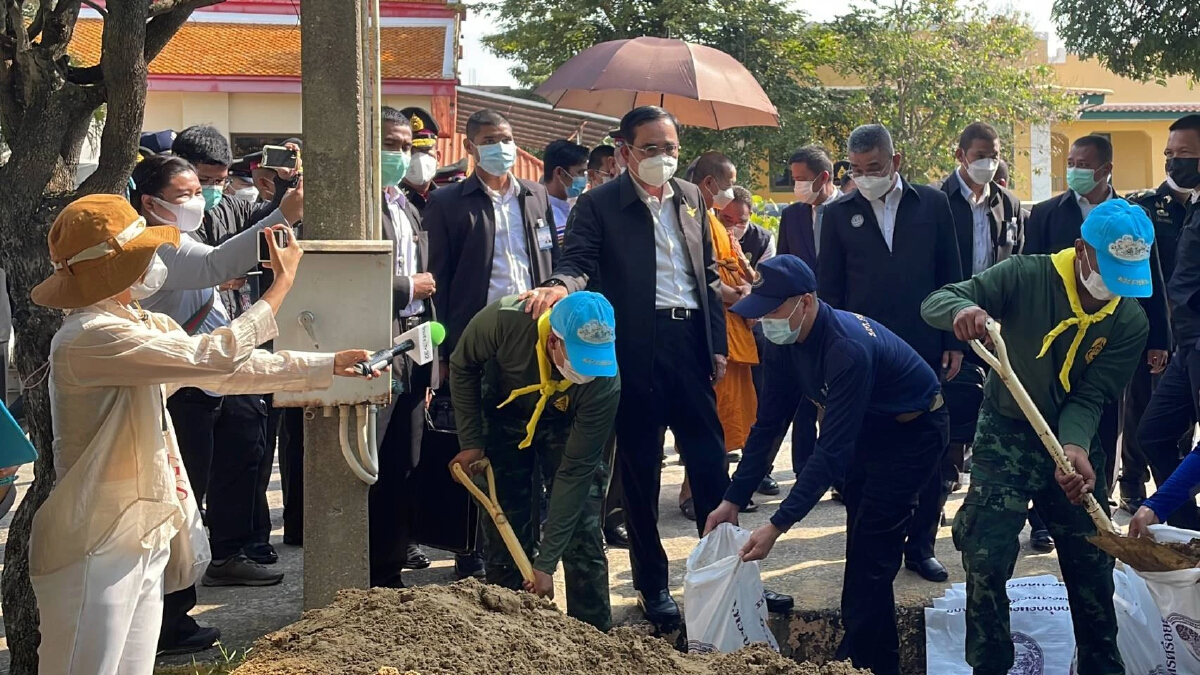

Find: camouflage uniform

[476,414,611,631]
[954,407,1121,675]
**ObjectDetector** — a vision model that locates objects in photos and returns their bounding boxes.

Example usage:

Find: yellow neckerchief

[1038,248,1121,392]
[496,311,573,448]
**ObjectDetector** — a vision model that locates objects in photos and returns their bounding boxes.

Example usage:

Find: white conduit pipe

[338,404,378,485]
[356,403,379,476]
[367,404,380,474]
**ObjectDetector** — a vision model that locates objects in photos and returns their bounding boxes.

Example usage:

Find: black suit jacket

[382,196,435,389]
[739,223,773,269]
[550,172,727,399]
[426,173,558,356]
[819,178,965,369]
[777,201,819,272]
[1026,190,1171,351]
[938,172,1025,276]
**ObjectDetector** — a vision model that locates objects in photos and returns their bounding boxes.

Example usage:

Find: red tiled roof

[1085,102,1200,113]
[436,132,544,184]
[68,19,446,79]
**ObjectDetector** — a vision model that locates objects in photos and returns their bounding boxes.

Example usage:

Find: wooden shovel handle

[451,460,536,584]
[970,319,1117,535]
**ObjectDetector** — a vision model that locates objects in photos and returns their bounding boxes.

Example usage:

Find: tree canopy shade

[482,0,1077,189]
[1053,0,1200,83]
[821,0,1077,184]
[0,1,219,672]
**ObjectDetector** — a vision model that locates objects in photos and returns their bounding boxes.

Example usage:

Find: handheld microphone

[355,321,446,377]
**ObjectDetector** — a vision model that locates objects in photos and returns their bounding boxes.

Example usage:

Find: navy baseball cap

[731,255,818,319]
[1081,200,1155,298]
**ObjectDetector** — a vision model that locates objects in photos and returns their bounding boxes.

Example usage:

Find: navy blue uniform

[728,302,948,675]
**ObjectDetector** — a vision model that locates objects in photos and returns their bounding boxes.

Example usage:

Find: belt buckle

[670,308,688,320]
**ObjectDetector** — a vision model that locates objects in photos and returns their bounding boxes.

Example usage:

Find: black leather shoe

[1030,529,1055,553]
[1120,496,1145,515]
[906,557,949,583]
[757,477,780,496]
[637,589,681,626]
[454,553,486,580]
[157,626,220,657]
[680,498,696,521]
[763,589,794,614]
[741,499,759,513]
[604,523,630,549]
[830,487,844,504]
[282,533,303,547]
[243,542,278,565]
[727,451,742,463]
[371,571,406,589]
[404,543,431,570]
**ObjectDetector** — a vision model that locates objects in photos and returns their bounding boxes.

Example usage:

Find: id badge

[536,219,554,250]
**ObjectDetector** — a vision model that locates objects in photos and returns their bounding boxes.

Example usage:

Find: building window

[231,134,302,159]
[771,151,793,191]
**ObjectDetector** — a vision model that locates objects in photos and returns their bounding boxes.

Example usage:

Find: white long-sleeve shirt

[31,300,333,577]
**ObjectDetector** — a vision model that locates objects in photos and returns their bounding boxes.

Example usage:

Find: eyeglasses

[198,177,231,188]
[631,143,680,158]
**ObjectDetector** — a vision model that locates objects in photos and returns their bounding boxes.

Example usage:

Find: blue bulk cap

[731,255,817,319]
[1081,200,1155,299]
[549,291,618,378]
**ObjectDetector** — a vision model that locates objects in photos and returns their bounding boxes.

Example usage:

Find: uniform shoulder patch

[1085,337,1107,364]
[553,395,570,412]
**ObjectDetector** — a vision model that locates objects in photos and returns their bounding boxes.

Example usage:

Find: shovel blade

[1088,529,1200,572]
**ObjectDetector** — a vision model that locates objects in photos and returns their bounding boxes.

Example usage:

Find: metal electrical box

[272,240,393,408]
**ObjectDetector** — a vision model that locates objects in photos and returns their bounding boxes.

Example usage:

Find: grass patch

[153,642,248,675]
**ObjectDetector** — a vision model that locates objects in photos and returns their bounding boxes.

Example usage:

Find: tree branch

[41,0,81,55]
[145,0,222,61]
[79,0,105,17]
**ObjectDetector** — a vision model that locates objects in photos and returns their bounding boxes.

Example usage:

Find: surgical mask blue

[566,173,587,198]
[476,141,517,177]
[762,298,807,345]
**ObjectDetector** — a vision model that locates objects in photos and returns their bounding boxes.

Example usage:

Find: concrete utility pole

[298,0,372,610]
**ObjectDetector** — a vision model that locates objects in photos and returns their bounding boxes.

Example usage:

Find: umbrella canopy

[536,37,779,131]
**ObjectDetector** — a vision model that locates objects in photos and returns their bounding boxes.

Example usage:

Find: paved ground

[0,432,1131,673]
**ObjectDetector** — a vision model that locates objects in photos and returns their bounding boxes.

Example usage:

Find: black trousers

[254,394,282,545]
[837,409,947,675]
[1137,345,1200,529]
[616,314,730,594]
[167,388,268,560]
[278,407,305,542]
[369,363,430,584]
[160,586,201,647]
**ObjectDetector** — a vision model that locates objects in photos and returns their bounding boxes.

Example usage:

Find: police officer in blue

[705,254,948,675]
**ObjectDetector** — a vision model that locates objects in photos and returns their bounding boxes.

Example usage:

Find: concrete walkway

[0,434,1122,673]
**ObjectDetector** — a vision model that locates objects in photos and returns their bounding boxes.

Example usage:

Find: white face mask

[406,152,438,185]
[793,180,815,204]
[233,187,259,202]
[729,222,748,240]
[712,184,735,210]
[559,357,595,385]
[151,195,206,233]
[965,158,999,186]
[1079,250,1116,300]
[854,173,894,201]
[130,253,169,300]
[632,154,678,188]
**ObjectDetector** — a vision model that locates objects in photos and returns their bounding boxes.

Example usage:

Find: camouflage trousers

[474,416,612,631]
[953,406,1122,675]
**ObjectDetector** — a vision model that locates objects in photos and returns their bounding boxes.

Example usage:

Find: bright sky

[459,0,1058,87]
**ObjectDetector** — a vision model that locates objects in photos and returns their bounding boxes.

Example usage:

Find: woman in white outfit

[27,194,379,675]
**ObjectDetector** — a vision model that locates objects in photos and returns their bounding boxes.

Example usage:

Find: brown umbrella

[535,37,779,130]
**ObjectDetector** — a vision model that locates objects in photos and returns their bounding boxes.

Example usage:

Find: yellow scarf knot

[1038,248,1121,392]
[496,311,572,449]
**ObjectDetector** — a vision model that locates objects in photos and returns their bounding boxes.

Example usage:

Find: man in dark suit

[820,123,961,583]
[523,106,730,627]
[1024,134,1170,499]
[778,145,840,271]
[426,109,559,360]
[426,110,557,581]
[369,107,439,588]
[760,145,842,495]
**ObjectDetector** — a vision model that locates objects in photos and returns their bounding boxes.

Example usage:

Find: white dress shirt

[385,188,425,318]
[484,176,534,305]
[956,170,994,274]
[869,175,906,251]
[632,179,699,309]
[1074,185,1114,220]
[811,189,842,256]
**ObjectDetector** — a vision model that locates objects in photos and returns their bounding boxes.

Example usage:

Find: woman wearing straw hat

[26,194,380,675]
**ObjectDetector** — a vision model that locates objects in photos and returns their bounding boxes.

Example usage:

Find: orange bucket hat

[32,194,180,310]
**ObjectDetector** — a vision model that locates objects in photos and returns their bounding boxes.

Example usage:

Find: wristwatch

[542,279,567,289]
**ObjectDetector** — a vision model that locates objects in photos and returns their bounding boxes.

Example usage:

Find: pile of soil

[232,580,868,675]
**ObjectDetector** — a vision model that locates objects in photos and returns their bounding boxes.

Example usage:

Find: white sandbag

[1134,524,1200,671]
[1113,565,1177,675]
[682,523,778,654]
[926,576,1075,674]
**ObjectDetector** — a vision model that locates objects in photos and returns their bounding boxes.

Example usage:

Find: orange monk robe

[708,211,758,451]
